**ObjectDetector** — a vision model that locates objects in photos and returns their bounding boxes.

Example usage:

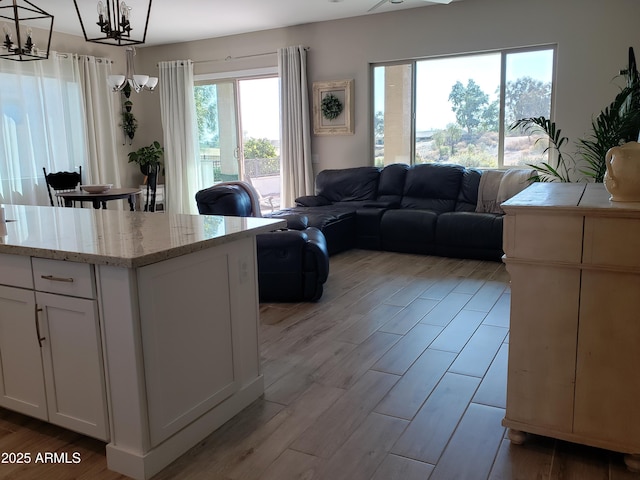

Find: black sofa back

[315,166,380,203]
[401,164,464,213]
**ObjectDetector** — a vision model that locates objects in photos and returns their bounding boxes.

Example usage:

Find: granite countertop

[0,205,285,268]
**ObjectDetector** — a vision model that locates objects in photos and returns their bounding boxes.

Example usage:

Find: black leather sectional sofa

[267,163,505,261]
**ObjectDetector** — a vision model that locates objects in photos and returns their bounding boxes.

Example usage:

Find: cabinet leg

[624,454,640,473]
[507,429,527,445]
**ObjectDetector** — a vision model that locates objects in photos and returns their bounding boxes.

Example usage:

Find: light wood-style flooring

[1,249,639,480]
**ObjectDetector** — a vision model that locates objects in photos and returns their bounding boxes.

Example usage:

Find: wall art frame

[312,79,354,135]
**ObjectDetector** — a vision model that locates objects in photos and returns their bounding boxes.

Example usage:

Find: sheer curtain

[0,53,87,205]
[158,60,200,214]
[78,55,120,187]
[278,45,313,207]
[0,53,117,206]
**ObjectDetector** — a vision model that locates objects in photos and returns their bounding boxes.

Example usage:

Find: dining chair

[43,166,82,207]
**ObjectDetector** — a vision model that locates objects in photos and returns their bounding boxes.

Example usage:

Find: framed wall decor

[313,79,354,135]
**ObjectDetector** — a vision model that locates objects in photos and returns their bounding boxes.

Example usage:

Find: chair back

[195,181,263,217]
[43,166,82,206]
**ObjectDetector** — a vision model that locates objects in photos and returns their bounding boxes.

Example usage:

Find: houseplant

[512,47,640,182]
[128,141,164,175]
[128,141,164,211]
[121,111,138,143]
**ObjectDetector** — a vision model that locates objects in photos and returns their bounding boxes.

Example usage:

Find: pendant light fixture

[108,46,157,93]
[72,0,151,47]
[0,0,53,61]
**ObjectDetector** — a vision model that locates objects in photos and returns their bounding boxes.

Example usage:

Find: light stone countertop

[0,205,285,268]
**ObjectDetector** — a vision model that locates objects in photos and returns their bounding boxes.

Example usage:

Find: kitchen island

[0,204,285,479]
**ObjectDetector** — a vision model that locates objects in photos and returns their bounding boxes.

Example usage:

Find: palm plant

[511,47,640,182]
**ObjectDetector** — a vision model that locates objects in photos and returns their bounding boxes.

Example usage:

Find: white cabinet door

[0,285,47,420]
[36,291,109,441]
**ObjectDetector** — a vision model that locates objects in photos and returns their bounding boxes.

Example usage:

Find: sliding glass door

[194,75,281,213]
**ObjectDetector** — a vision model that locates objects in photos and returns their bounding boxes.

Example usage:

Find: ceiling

[42,0,458,47]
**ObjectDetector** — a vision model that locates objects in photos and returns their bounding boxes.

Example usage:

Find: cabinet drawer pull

[41,274,74,283]
[35,306,46,347]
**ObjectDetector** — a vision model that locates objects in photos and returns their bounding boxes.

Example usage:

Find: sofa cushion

[456,168,482,212]
[316,166,380,203]
[436,212,503,260]
[380,209,439,254]
[295,195,332,207]
[377,163,409,205]
[401,164,464,213]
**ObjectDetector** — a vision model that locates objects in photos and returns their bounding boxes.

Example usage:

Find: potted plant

[128,141,164,211]
[512,46,640,182]
[128,140,164,174]
[121,111,138,143]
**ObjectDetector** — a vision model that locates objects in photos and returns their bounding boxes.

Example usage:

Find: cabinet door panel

[504,263,580,432]
[138,247,237,446]
[574,271,640,451]
[36,292,108,441]
[0,285,47,420]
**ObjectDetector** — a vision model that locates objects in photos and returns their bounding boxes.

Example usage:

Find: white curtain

[78,55,120,187]
[0,53,118,206]
[278,45,313,207]
[158,60,200,214]
[0,53,87,205]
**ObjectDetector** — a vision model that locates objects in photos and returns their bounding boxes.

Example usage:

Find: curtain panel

[78,56,121,188]
[0,53,85,205]
[0,53,117,206]
[278,46,314,207]
[158,60,200,214]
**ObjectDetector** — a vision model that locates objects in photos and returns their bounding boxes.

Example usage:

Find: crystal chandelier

[72,0,151,46]
[108,46,157,93]
[0,0,53,62]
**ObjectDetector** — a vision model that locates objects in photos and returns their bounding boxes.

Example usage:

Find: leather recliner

[195,182,330,302]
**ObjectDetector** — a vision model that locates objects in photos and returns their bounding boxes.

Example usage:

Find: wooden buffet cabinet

[501,182,640,471]
[0,205,284,479]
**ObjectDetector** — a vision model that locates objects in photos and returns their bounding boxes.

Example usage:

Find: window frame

[370,44,557,169]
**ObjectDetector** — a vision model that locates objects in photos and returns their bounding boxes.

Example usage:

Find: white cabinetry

[0,283,47,420]
[0,254,108,441]
[0,205,284,480]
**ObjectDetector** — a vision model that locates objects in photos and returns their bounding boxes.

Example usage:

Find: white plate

[81,184,113,194]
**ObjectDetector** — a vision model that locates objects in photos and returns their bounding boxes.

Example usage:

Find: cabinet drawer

[32,258,95,299]
[503,213,583,263]
[0,253,33,289]
[583,217,640,268]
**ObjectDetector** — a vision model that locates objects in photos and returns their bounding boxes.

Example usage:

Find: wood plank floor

[1,249,639,480]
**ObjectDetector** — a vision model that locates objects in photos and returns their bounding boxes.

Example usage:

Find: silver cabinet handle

[41,274,74,283]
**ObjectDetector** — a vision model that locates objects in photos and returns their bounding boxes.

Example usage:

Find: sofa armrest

[302,227,330,283]
[279,214,309,231]
[295,195,332,207]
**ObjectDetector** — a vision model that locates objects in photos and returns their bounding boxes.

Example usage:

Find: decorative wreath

[321,93,343,120]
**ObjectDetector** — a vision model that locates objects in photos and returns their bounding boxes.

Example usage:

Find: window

[0,57,87,206]
[194,73,281,213]
[373,46,555,169]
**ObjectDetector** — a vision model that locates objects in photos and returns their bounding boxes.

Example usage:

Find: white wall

[52,0,640,185]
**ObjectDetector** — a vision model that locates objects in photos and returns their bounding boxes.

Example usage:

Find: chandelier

[0,0,53,61]
[108,46,157,93]
[72,0,151,46]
